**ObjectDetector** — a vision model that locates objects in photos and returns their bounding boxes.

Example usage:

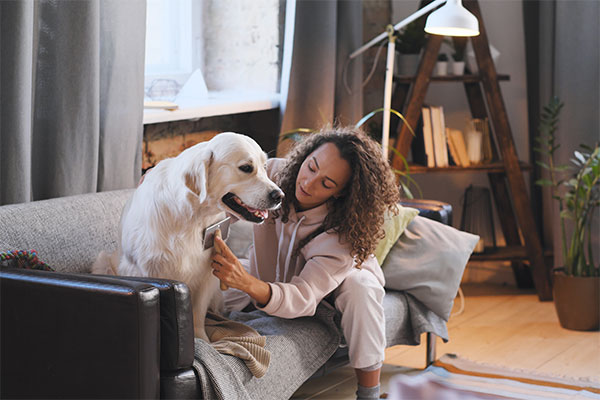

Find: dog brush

[213,229,228,291]
[203,217,231,291]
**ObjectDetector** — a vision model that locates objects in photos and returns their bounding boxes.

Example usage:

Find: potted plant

[435,53,449,76]
[450,43,466,75]
[394,20,427,76]
[535,96,600,331]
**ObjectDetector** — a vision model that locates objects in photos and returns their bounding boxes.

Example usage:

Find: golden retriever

[92,132,283,341]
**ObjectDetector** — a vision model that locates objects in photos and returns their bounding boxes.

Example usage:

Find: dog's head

[182,132,283,223]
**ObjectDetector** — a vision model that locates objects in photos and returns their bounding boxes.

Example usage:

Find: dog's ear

[185,151,213,203]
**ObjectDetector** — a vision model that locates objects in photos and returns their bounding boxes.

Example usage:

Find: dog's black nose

[269,189,284,203]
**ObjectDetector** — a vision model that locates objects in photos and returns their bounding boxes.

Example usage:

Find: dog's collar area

[221,193,267,223]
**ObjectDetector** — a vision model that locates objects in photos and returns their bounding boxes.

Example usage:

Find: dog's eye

[238,164,254,173]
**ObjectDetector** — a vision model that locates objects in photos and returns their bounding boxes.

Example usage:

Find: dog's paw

[91,251,118,275]
[194,326,211,343]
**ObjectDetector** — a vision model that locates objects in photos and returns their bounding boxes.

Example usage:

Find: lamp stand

[381,25,396,157]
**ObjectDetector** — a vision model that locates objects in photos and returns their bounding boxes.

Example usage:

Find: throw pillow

[382,216,479,321]
[374,205,419,265]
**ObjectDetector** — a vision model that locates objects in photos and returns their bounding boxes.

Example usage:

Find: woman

[211,125,400,400]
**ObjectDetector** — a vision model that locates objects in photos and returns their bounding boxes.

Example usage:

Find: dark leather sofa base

[161,368,201,399]
[1,268,161,399]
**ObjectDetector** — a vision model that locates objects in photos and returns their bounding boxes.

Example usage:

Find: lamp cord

[450,286,465,317]
[343,38,388,95]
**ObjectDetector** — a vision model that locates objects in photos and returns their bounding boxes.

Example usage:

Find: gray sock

[356,384,380,400]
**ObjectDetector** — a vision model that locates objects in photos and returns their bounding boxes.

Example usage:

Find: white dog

[92,132,283,341]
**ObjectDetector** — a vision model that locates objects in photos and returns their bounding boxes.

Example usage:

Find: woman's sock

[356,383,380,400]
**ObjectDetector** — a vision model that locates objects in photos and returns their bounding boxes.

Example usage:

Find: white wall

[392,0,530,284]
[201,0,280,92]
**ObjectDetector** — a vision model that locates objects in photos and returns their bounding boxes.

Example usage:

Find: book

[410,117,427,166]
[447,128,471,167]
[421,106,436,167]
[430,106,448,167]
[143,100,179,111]
[446,128,460,166]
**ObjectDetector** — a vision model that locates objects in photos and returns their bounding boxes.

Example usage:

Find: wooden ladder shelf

[389,0,552,300]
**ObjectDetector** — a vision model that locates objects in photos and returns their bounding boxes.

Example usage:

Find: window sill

[143,90,281,125]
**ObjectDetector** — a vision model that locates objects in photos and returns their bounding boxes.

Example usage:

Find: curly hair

[274,125,400,266]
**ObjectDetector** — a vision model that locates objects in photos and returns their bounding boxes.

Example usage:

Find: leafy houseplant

[451,45,465,63]
[535,96,600,330]
[450,42,466,75]
[395,20,427,55]
[394,20,427,76]
[435,53,449,76]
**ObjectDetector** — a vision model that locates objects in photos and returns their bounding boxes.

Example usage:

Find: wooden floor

[292,283,600,399]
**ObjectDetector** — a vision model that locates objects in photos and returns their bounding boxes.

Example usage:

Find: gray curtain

[279,0,364,138]
[526,0,599,267]
[0,0,146,205]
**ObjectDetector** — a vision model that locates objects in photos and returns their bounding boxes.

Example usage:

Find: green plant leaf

[560,209,573,220]
[574,151,586,164]
[356,108,416,138]
[279,128,316,143]
[535,178,553,187]
[399,182,414,199]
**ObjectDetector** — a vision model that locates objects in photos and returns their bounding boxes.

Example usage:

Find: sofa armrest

[400,199,453,226]
[0,267,160,399]
[114,276,195,370]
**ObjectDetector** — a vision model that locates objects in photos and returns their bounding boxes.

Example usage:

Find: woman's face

[295,142,352,211]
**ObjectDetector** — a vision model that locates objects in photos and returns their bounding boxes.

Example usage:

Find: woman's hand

[211,235,272,306]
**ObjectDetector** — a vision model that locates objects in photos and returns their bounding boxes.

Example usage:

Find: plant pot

[396,53,420,76]
[451,61,465,75]
[435,61,448,76]
[553,271,600,331]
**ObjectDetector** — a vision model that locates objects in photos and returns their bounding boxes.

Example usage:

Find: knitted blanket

[0,250,54,271]
[193,302,342,400]
[206,312,271,378]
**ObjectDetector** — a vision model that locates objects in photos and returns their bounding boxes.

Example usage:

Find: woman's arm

[211,235,272,306]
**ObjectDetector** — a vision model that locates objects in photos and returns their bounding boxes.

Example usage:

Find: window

[144,0,281,102]
[144,0,202,100]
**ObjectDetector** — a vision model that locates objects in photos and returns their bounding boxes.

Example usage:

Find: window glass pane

[145,0,192,93]
[144,0,281,100]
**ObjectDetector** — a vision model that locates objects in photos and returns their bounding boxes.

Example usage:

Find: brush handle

[214,229,229,290]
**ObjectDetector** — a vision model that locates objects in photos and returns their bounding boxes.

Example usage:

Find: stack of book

[415,105,471,167]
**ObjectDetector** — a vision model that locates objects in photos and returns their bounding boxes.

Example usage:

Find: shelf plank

[405,161,532,174]
[393,74,510,83]
[470,246,553,262]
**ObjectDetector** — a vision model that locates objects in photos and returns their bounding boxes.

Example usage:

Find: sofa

[0,189,459,399]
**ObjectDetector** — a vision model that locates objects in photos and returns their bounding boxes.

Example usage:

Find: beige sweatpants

[333,266,386,370]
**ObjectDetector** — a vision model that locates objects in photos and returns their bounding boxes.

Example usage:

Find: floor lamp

[349,0,480,157]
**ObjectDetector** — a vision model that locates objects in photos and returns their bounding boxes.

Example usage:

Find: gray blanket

[193,302,342,400]
[192,291,449,400]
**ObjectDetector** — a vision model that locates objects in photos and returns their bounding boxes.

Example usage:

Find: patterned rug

[388,353,600,399]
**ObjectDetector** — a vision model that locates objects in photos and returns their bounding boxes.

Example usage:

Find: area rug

[387,353,600,400]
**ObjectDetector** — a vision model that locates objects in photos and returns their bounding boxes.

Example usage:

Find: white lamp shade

[425,0,479,37]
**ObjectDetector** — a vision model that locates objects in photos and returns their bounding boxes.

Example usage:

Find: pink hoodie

[238,158,384,319]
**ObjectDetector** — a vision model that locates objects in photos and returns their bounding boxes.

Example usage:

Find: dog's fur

[92,132,283,341]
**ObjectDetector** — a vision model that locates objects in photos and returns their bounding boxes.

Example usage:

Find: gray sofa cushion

[383,216,479,321]
[0,189,134,274]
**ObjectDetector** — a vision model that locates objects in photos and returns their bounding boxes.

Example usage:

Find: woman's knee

[334,270,384,312]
